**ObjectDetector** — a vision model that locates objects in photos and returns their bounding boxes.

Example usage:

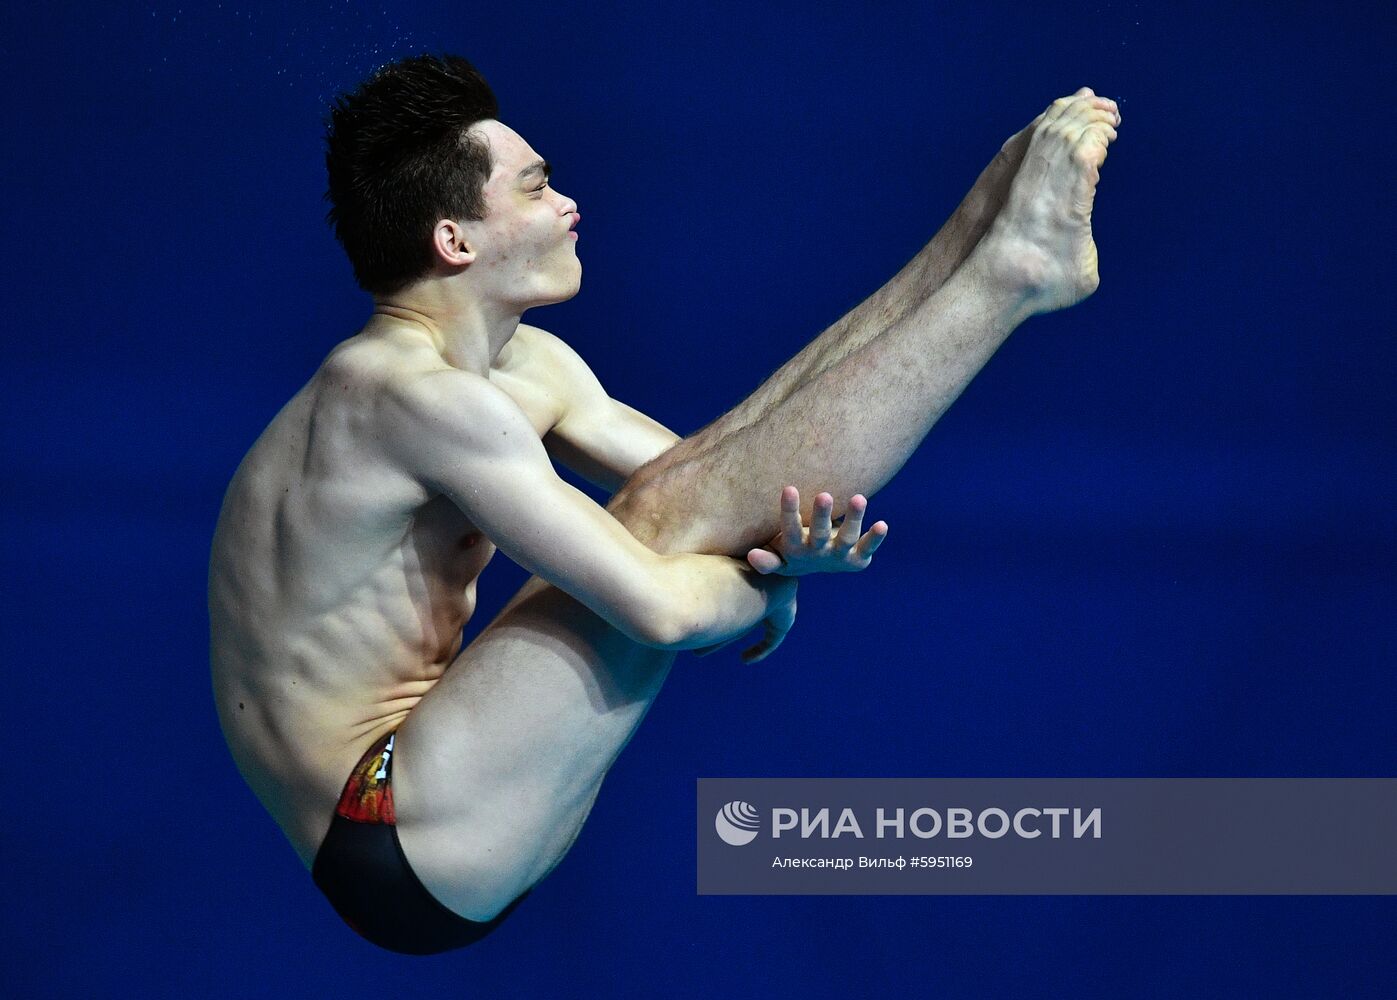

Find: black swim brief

[312,731,529,954]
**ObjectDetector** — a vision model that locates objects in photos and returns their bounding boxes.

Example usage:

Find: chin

[551,265,584,304]
[527,282,581,310]
[521,259,582,308]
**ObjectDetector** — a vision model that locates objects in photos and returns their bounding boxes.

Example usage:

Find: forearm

[545,409,681,495]
[391,349,786,656]
[643,552,775,651]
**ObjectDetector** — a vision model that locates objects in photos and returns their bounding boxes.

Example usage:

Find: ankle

[968,224,1054,310]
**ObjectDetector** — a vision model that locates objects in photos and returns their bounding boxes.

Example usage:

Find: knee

[454,874,533,925]
[607,482,666,549]
[431,851,538,924]
[608,470,693,556]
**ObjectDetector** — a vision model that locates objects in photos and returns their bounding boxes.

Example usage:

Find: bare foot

[955,115,1043,240]
[976,87,1121,312]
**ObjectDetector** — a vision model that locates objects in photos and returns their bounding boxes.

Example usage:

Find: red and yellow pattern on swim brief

[334,731,397,824]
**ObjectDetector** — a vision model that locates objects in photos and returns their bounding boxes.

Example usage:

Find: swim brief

[312,731,529,954]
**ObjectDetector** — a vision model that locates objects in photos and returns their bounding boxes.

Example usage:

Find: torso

[208,323,566,866]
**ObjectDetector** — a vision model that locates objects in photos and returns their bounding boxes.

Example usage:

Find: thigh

[391,576,676,921]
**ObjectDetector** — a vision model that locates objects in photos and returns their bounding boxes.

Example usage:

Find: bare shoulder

[512,323,600,380]
[318,327,441,393]
[480,323,606,437]
[511,321,568,356]
[387,364,525,434]
[377,358,545,489]
[318,331,518,433]
[507,323,609,405]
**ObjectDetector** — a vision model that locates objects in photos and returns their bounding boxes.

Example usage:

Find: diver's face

[462,120,581,309]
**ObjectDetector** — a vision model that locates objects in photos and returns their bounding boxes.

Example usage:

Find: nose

[558,192,579,230]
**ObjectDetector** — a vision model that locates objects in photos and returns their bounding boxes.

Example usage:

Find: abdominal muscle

[209,361,506,869]
[210,325,569,868]
[211,531,494,869]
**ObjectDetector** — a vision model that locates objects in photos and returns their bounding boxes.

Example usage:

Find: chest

[407,494,498,586]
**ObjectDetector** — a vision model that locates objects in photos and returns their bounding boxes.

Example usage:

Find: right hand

[693,572,797,664]
[741,573,798,664]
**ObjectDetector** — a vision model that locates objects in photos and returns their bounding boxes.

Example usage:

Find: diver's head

[325,54,500,298]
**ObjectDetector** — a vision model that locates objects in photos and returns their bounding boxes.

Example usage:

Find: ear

[431,219,476,267]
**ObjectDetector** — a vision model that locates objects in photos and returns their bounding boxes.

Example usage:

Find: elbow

[622,573,698,650]
[628,601,692,651]
[616,553,738,651]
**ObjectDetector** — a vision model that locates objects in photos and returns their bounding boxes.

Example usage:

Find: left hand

[746,486,888,576]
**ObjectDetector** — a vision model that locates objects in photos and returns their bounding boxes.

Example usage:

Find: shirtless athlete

[209,54,1120,953]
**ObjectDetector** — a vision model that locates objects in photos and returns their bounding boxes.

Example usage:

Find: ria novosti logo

[715,800,761,845]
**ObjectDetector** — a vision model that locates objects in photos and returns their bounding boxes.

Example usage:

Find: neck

[372,277,521,375]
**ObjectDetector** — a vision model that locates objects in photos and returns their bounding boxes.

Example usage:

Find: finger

[743,620,787,664]
[741,636,772,663]
[810,492,834,546]
[853,521,888,560]
[746,547,782,574]
[744,594,797,663]
[835,494,867,549]
[780,486,803,549]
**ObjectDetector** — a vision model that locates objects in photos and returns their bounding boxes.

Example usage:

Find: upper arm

[525,327,681,492]
[377,369,678,644]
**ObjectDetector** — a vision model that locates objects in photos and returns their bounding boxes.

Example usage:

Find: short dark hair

[324,54,500,296]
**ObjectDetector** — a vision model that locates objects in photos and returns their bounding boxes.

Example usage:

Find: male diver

[209,54,1120,953]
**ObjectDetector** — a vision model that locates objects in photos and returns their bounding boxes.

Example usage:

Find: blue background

[5,1,1394,995]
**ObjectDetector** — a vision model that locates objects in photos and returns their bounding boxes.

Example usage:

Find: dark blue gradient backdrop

[5,2,1394,995]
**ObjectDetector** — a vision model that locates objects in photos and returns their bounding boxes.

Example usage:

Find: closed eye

[518,158,552,192]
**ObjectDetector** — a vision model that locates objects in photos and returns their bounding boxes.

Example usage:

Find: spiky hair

[325,54,500,296]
